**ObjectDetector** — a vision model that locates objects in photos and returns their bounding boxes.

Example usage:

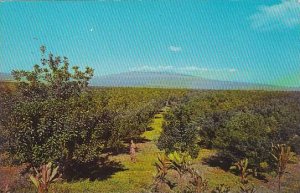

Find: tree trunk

[278,175,281,193]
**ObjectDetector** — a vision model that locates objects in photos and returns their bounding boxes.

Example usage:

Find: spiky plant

[271,143,292,193]
[230,158,251,184]
[154,153,171,183]
[29,162,62,193]
[168,151,191,178]
[240,184,256,193]
[187,168,208,193]
[211,184,231,193]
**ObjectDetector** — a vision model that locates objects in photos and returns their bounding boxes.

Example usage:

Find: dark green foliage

[289,135,300,154]
[214,112,271,167]
[158,90,300,172]
[158,105,200,158]
[9,95,106,166]
[93,87,187,151]
[0,82,18,162]
[4,46,105,167]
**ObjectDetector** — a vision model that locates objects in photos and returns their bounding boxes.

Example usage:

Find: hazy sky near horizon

[1,0,299,87]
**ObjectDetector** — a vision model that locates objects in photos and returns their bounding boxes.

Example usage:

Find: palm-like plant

[29,162,62,193]
[187,168,208,193]
[211,184,231,193]
[271,143,292,193]
[240,184,256,193]
[168,151,191,178]
[154,154,171,183]
[152,153,172,192]
[230,158,251,184]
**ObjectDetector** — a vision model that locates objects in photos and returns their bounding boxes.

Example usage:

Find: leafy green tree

[5,46,107,168]
[158,105,200,158]
[11,46,94,101]
[0,82,18,164]
[213,112,271,168]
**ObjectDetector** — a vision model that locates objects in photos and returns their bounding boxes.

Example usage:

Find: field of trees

[0,48,300,193]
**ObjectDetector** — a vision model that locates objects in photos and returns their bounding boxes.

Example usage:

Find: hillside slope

[91,71,288,90]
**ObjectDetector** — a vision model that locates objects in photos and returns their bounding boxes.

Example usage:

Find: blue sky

[0,0,299,87]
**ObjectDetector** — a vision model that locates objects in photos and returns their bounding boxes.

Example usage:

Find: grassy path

[56,108,167,193]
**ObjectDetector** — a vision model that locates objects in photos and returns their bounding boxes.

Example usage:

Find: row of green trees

[158,90,300,185]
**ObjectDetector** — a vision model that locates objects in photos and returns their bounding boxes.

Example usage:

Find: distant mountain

[0,72,12,81]
[90,71,287,90]
[0,71,297,91]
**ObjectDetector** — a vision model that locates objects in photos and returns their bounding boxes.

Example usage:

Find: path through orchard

[55,107,167,193]
[53,106,300,193]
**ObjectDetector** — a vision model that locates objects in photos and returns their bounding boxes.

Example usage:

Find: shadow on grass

[133,136,152,143]
[64,156,127,182]
[202,153,269,182]
[104,145,129,155]
[202,153,232,171]
[105,137,151,156]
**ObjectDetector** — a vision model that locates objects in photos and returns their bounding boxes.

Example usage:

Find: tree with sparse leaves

[11,45,94,100]
[271,144,292,193]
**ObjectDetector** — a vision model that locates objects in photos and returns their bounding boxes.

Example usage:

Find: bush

[289,135,300,155]
[3,46,103,168]
[213,112,271,168]
[158,105,200,158]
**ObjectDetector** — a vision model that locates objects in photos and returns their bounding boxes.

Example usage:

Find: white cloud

[179,66,238,74]
[158,65,174,70]
[229,68,238,73]
[179,66,208,72]
[130,65,174,72]
[131,65,238,75]
[130,65,154,71]
[250,0,300,30]
[169,45,182,52]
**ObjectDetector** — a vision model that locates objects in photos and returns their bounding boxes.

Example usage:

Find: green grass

[192,149,241,190]
[141,107,168,141]
[191,149,274,192]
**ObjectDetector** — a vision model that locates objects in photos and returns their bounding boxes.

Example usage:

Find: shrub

[158,106,200,158]
[29,162,62,193]
[213,112,271,168]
